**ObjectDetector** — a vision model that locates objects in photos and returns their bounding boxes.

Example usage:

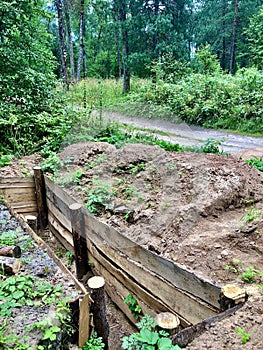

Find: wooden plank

[48,213,74,247]
[78,294,90,347]
[90,245,190,328]
[43,182,221,309]
[83,209,221,309]
[0,177,34,184]
[87,239,190,328]
[49,221,74,253]
[172,304,243,348]
[86,234,217,325]
[47,198,72,232]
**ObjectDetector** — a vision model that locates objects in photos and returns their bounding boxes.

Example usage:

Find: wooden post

[78,294,90,347]
[69,203,90,280]
[33,166,48,231]
[155,312,180,336]
[88,276,109,350]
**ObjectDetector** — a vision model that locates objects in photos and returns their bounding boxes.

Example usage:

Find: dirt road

[105,112,263,157]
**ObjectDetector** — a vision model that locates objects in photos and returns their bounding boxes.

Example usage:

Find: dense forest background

[1,0,263,157]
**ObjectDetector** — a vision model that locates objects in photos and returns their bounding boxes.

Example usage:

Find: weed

[239,267,263,283]
[65,251,74,265]
[239,207,262,227]
[225,258,241,274]
[85,153,107,169]
[86,180,112,215]
[124,294,142,320]
[82,332,105,350]
[246,156,263,172]
[0,154,13,168]
[55,168,84,187]
[122,314,181,350]
[235,327,251,344]
[0,231,17,246]
[41,152,62,174]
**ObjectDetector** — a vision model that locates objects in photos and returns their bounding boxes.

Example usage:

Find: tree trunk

[229,0,239,74]
[0,246,21,258]
[0,257,21,274]
[221,0,227,70]
[119,1,130,93]
[77,0,85,82]
[152,0,160,83]
[55,0,69,90]
[64,0,75,84]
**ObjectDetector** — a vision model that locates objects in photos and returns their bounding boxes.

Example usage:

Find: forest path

[104,111,263,157]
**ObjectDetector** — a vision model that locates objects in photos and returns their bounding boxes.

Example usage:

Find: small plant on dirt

[124,294,142,320]
[0,231,17,246]
[41,152,63,174]
[55,169,84,187]
[239,207,262,227]
[246,156,263,172]
[239,267,263,284]
[82,332,105,350]
[85,153,107,169]
[225,258,241,274]
[85,180,113,215]
[122,314,181,350]
[235,327,251,344]
[65,251,74,265]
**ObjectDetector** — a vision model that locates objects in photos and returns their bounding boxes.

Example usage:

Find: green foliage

[246,157,263,171]
[124,294,142,320]
[191,46,221,75]
[82,332,105,350]
[239,207,263,227]
[235,327,251,344]
[0,155,14,168]
[0,232,17,246]
[140,67,263,134]
[65,251,74,265]
[41,151,63,174]
[239,267,263,284]
[0,0,72,155]
[122,314,181,350]
[86,180,113,215]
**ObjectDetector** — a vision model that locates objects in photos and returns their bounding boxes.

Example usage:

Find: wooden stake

[155,312,180,335]
[78,294,90,347]
[0,245,21,258]
[69,203,90,280]
[88,276,109,350]
[0,257,21,274]
[33,166,48,231]
[25,215,38,232]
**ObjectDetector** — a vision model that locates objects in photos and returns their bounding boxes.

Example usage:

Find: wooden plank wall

[44,176,222,327]
[0,177,37,216]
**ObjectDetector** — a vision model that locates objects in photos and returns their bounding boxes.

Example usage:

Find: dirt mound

[54,141,263,349]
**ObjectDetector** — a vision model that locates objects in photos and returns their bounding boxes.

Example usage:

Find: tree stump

[220,284,247,310]
[155,312,180,336]
[88,276,109,350]
[33,166,48,231]
[0,245,21,258]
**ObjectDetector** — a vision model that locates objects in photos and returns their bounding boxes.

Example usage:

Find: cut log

[0,245,21,258]
[78,294,90,347]
[219,284,247,310]
[0,256,21,274]
[155,312,180,335]
[88,276,109,350]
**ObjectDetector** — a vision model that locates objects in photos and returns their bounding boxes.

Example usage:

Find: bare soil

[1,141,263,349]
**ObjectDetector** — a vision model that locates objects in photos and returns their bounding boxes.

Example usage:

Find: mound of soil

[1,141,263,349]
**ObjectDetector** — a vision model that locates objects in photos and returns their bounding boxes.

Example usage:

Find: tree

[55,0,69,89]
[246,5,263,69]
[0,0,69,155]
